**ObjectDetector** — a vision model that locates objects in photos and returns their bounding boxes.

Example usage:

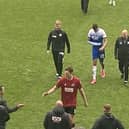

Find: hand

[16,104,24,108]
[42,92,48,96]
[47,50,50,54]
[99,47,104,51]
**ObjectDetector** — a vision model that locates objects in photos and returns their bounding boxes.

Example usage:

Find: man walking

[42,66,88,127]
[47,20,71,79]
[114,29,129,85]
[91,104,125,129]
[88,24,107,84]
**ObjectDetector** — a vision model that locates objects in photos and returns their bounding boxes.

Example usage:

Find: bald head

[56,100,63,107]
[121,29,128,39]
[55,20,62,29]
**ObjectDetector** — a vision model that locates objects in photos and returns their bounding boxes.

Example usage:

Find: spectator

[88,24,107,84]
[91,104,124,129]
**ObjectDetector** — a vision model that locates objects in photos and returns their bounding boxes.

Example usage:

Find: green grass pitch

[0,0,129,129]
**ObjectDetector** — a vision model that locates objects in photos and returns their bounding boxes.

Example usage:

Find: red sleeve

[56,78,64,88]
[75,77,82,89]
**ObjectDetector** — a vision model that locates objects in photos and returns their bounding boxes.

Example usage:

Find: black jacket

[91,113,124,129]
[0,100,18,128]
[44,106,71,129]
[114,36,129,61]
[47,29,70,53]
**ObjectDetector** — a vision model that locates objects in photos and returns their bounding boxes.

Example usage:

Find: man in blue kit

[88,24,108,84]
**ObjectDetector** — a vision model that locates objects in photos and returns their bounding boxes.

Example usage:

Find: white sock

[113,0,116,6]
[92,66,97,80]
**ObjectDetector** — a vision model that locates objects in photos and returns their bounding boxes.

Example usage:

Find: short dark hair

[65,66,73,73]
[92,24,98,32]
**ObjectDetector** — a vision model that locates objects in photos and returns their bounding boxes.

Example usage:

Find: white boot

[113,0,116,6]
[109,0,112,5]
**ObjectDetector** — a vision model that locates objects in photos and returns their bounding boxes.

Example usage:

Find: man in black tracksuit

[43,100,72,129]
[91,104,124,129]
[0,86,24,129]
[114,29,129,85]
[81,0,89,13]
[47,20,71,78]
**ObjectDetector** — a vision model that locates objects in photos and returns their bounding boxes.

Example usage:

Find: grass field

[0,0,129,129]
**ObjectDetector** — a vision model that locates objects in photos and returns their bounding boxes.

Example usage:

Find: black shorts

[64,107,76,115]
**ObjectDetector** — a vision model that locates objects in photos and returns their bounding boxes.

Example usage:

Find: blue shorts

[92,46,105,60]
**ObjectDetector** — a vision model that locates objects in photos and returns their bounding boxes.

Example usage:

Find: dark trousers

[81,0,89,13]
[52,51,64,76]
[119,60,128,81]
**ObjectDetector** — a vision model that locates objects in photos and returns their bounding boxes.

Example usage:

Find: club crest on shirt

[59,33,62,37]
[71,83,75,87]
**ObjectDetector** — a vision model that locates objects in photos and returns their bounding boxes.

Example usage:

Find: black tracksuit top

[91,113,124,129]
[115,36,129,61]
[47,29,70,53]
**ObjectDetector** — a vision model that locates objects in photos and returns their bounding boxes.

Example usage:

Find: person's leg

[124,62,128,84]
[99,51,105,78]
[91,47,98,84]
[81,0,89,13]
[52,51,59,76]
[57,52,64,77]
[119,60,124,79]
[112,0,116,6]
[64,107,76,128]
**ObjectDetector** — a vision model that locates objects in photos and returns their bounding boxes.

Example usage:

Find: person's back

[44,106,71,129]
[93,113,124,129]
[91,104,124,129]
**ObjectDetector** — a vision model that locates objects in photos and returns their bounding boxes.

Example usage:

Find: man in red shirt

[42,66,88,127]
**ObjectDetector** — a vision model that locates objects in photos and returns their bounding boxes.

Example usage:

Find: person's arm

[91,118,101,129]
[65,32,71,53]
[42,85,58,96]
[79,88,88,107]
[3,101,24,113]
[115,119,125,129]
[47,32,52,52]
[114,38,119,59]
[99,37,107,51]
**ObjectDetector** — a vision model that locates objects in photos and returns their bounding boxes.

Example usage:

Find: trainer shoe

[113,0,116,6]
[90,79,96,84]
[109,0,112,5]
[100,70,106,78]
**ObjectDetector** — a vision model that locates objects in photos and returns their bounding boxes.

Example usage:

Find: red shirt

[56,76,82,107]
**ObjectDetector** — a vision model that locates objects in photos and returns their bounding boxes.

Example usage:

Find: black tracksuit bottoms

[52,51,64,76]
[119,60,128,81]
[81,0,89,13]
